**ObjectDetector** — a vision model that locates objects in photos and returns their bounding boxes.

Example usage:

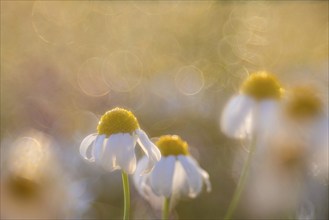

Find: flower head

[156,135,189,156]
[221,71,283,139]
[80,107,161,174]
[284,86,322,120]
[241,71,284,100]
[97,108,139,136]
[274,86,327,182]
[244,85,328,216]
[134,135,210,208]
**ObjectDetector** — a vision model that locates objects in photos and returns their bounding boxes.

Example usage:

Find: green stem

[224,137,257,220]
[162,197,170,220]
[122,172,130,220]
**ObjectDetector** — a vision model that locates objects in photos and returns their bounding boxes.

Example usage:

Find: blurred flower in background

[220,71,283,140]
[1,130,92,219]
[244,85,328,219]
[220,71,285,220]
[1,1,328,219]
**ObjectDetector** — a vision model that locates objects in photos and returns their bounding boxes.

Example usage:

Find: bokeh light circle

[175,65,205,96]
[9,137,46,179]
[77,57,110,97]
[102,51,144,92]
[31,1,91,44]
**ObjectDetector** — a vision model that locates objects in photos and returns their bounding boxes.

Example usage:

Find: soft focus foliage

[1,1,328,219]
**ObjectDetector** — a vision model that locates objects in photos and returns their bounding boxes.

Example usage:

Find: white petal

[256,100,279,137]
[136,129,161,173]
[100,136,117,171]
[93,134,106,163]
[141,182,164,210]
[143,158,157,175]
[172,160,190,197]
[311,117,328,152]
[109,133,137,174]
[310,118,329,182]
[252,101,280,155]
[133,158,164,210]
[178,155,203,198]
[133,156,150,196]
[79,133,97,162]
[136,129,161,160]
[199,168,211,192]
[185,156,211,192]
[220,94,255,139]
[150,156,176,197]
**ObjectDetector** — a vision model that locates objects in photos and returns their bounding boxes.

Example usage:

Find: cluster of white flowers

[220,71,328,219]
[79,107,211,218]
[78,71,327,219]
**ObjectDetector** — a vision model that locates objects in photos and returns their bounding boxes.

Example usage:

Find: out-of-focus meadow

[1,1,328,219]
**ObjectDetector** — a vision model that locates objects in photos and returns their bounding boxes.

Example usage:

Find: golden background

[1,1,328,219]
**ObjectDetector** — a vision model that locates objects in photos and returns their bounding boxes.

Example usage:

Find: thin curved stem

[224,137,257,220]
[122,171,130,220]
[162,197,170,220]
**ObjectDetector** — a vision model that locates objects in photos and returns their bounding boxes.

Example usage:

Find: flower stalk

[162,197,170,220]
[122,171,130,220]
[224,137,257,220]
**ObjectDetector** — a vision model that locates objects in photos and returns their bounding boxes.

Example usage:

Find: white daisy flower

[245,86,328,218]
[1,132,92,219]
[133,135,211,210]
[79,107,161,174]
[220,71,284,139]
[269,86,328,182]
[222,71,285,219]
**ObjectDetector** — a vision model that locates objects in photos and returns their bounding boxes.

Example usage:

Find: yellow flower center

[97,107,140,136]
[155,135,189,157]
[241,71,284,100]
[285,86,322,119]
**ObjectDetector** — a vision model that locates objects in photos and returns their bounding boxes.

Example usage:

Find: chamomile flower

[220,71,284,139]
[222,71,284,219]
[133,135,211,210]
[1,132,92,219]
[270,86,328,182]
[245,86,328,219]
[79,107,161,174]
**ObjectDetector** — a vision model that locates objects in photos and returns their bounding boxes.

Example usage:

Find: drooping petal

[136,129,161,173]
[142,158,157,175]
[199,168,211,192]
[79,133,97,162]
[150,156,176,197]
[108,133,137,174]
[178,155,203,198]
[133,156,164,210]
[100,136,117,171]
[220,94,255,139]
[172,160,189,197]
[93,134,106,163]
[257,100,279,137]
[252,100,280,155]
[133,156,150,195]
